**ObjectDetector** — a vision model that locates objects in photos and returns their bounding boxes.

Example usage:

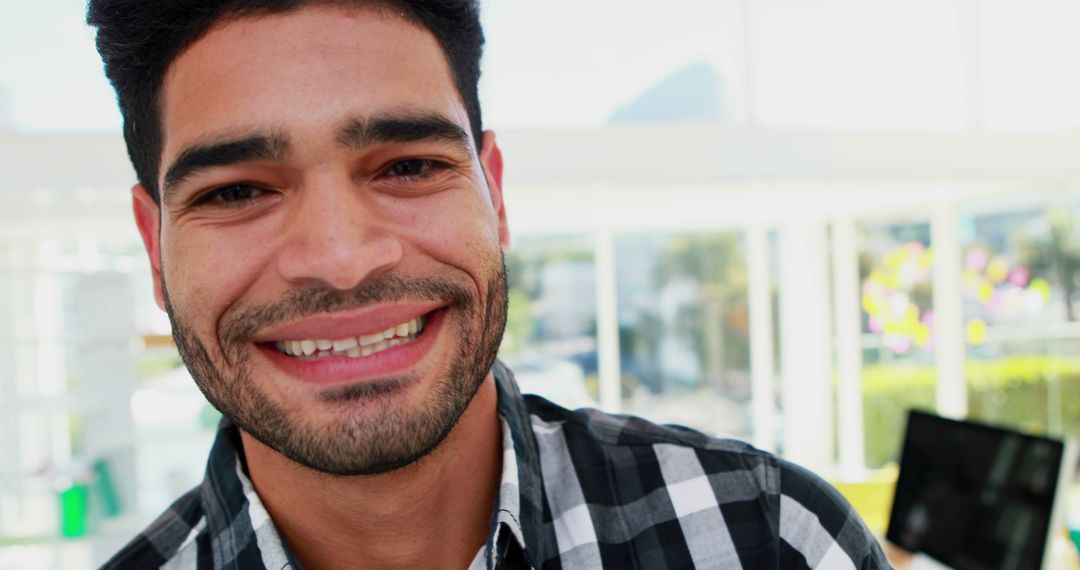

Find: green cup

[59,484,88,538]
[1070,529,1080,557]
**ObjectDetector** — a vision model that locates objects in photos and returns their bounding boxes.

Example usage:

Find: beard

[162,260,507,477]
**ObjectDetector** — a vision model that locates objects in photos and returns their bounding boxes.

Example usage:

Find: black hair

[87,0,485,204]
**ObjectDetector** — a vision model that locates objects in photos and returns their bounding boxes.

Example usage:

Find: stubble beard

[162,260,508,476]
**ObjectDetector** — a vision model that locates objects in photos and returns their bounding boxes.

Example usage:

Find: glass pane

[499,234,598,408]
[962,204,1080,442]
[615,232,752,439]
[859,220,936,468]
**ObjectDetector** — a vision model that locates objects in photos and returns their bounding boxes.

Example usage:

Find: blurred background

[3,0,1080,567]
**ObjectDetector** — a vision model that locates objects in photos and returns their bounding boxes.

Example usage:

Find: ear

[132,184,166,310]
[478,130,510,252]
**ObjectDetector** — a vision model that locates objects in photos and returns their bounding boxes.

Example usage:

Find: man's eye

[386,159,444,179]
[194,184,265,207]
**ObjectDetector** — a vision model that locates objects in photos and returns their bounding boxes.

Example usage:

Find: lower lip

[258,309,447,385]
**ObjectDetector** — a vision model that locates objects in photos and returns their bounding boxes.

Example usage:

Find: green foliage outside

[1017,206,1080,322]
[502,289,534,355]
[863,355,1080,468]
[500,242,595,356]
[636,233,750,391]
[862,364,936,468]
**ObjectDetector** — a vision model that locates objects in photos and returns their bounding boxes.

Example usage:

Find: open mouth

[273,314,427,360]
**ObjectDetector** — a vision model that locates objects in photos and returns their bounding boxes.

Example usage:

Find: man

[89,1,890,568]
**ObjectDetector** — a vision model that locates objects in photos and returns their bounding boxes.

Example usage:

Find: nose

[275,178,403,290]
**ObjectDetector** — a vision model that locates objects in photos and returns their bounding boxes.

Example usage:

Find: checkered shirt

[102,361,891,569]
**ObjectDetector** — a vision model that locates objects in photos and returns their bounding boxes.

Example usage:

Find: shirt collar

[490,360,548,568]
[196,421,294,567]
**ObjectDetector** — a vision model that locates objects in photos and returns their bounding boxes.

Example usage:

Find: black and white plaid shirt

[104,361,891,569]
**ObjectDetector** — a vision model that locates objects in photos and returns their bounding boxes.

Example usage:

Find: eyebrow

[337,113,473,156]
[160,113,473,203]
[163,133,289,203]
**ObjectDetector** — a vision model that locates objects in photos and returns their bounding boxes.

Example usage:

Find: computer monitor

[886,410,1077,570]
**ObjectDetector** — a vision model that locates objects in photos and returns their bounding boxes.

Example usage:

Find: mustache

[219,274,474,348]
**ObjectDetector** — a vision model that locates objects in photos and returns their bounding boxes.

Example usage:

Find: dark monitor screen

[886,410,1067,570]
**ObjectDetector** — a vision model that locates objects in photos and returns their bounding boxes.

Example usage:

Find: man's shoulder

[771,458,891,569]
[520,394,890,568]
[524,392,777,472]
[101,486,206,569]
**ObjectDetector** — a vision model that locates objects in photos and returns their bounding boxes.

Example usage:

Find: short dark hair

[87,0,485,204]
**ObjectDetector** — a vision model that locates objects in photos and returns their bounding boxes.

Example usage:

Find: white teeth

[275,316,427,359]
[332,337,358,351]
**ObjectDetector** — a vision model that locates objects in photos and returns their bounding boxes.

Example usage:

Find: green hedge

[862,356,1080,468]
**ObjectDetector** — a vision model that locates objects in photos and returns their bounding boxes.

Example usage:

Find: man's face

[133,5,510,475]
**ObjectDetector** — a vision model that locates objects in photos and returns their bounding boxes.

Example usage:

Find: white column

[778,221,834,472]
[594,226,622,413]
[932,204,967,418]
[831,219,865,477]
[747,226,776,451]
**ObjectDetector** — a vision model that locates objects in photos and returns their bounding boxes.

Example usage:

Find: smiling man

[89,1,889,569]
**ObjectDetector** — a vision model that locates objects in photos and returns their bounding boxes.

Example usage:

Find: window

[499,234,598,408]
[963,203,1080,439]
[616,232,753,440]
[859,219,936,468]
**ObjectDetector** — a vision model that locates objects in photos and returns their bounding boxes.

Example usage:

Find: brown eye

[195,184,265,207]
[387,159,434,178]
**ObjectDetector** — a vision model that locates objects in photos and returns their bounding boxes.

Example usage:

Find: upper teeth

[275,316,425,358]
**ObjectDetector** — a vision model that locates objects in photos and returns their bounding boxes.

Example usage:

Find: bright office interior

[2,0,1080,568]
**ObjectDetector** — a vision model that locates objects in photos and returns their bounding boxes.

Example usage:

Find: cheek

[162,225,275,324]
[398,196,503,267]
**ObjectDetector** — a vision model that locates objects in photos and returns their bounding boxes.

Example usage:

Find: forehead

[158,5,469,169]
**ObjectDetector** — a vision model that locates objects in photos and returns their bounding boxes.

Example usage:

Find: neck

[240,375,502,570]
